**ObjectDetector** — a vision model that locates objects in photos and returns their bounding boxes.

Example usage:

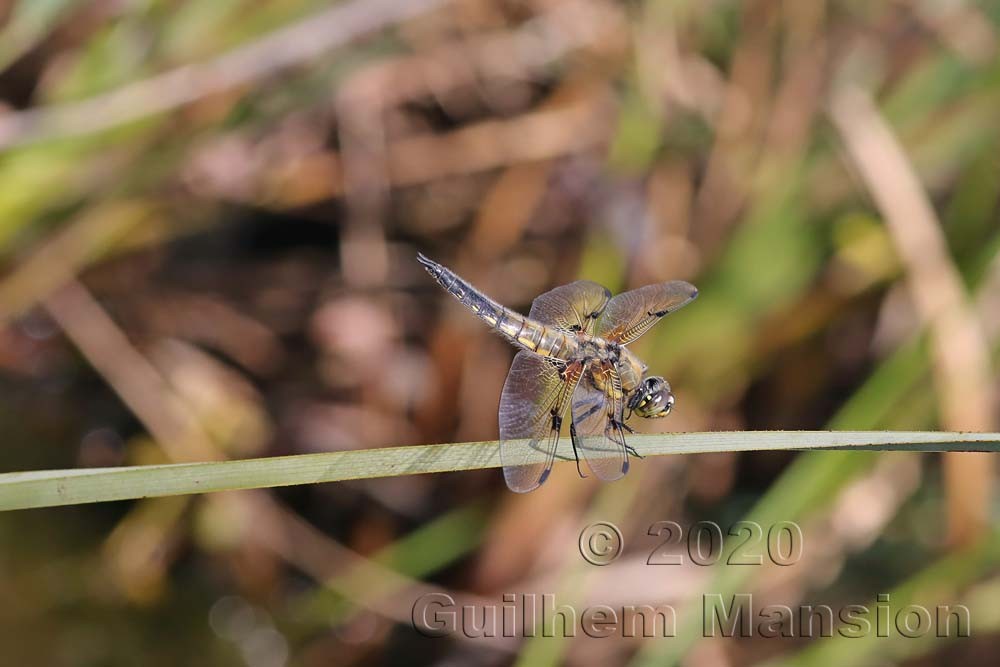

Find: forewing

[570,361,629,482]
[596,281,697,345]
[529,280,612,334]
[499,351,581,492]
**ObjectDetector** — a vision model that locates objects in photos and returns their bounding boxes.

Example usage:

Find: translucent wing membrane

[499,351,582,492]
[570,361,629,482]
[596,281,698,345]
[529,280,612,335]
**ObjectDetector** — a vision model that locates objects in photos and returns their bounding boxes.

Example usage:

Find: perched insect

[418,253,697,492]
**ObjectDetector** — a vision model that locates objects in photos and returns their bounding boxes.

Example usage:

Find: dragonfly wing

[499,351,582,492]
[529,280,612,335]
[595,281,697,345]
[570,361,629,482]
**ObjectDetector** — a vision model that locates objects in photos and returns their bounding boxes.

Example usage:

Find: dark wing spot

[551,413,563,431]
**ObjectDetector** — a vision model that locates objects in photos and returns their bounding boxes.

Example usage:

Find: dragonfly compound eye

[631,376,674,418]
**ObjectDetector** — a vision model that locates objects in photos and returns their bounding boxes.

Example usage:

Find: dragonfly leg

[569,421,587,478]
[611,419,642,459]
[609,419,643,459]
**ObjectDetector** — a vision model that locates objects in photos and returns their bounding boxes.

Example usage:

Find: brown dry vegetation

[1,0,1000,665]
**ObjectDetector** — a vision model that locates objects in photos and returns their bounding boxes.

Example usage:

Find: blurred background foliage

[1,0,999,664]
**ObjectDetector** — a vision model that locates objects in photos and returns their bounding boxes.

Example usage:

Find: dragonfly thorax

[615,345,646,392]
[576,339,646,396]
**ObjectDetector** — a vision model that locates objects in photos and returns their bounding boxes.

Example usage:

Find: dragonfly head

[628,376,674,419]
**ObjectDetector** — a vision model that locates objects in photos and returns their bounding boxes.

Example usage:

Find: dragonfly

[418,253,697,492]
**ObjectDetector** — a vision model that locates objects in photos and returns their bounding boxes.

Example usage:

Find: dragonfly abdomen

[418,254,574,359]
[502,317,575,359]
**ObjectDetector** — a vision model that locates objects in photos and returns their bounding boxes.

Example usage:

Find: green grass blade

[1,431,999,511]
